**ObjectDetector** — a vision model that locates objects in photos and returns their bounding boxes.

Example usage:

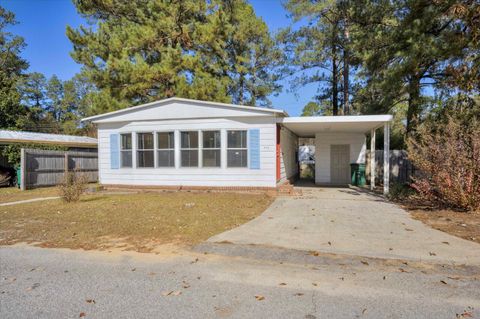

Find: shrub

[59,170,88,203]
[407,115,480,211]
[387,182,416,201]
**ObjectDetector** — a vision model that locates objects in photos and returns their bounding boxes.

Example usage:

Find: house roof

[80,97,392,134]
[279,115,392,137]
[0,130,98,148]
[82,97,288,123]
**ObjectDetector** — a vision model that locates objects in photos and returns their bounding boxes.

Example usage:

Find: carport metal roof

[277,115,392,137]
[0,130,97,148]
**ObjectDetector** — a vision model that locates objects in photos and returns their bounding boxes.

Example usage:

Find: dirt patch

[410,209,480,244]
[0,192,274,251]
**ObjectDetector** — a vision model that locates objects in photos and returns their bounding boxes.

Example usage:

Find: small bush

[59,170,87,203]
[407,115,480,212]
[388,182,416,201]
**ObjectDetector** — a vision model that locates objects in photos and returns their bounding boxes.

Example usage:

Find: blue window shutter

[249,129,260,169]
[110,133,120,169]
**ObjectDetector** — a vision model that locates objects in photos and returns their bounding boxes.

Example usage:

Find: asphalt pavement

[1,244,479,319]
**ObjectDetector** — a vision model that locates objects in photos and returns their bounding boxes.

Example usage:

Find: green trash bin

[16,167,21,189]
[350,163,359,185]
[357,163,366,186]
[350,163,366,186]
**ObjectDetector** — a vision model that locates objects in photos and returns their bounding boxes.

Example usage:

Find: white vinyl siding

[91,100,279,124]
[279,126,298,182]
[97,117,277,187]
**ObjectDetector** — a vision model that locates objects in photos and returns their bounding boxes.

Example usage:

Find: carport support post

[20,148,26,191]
[370,129,375,190]
[383,123,390,195]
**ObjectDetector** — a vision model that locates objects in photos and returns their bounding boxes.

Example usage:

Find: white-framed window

[137,132,154,168]
[120,133,132,168]
[181,131,199,167]
[202,130,221,167]
[227,130,248,167]
[157,132,175,167]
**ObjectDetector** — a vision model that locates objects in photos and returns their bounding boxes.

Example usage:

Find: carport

[277,115,392,194]
[0,130,98,190]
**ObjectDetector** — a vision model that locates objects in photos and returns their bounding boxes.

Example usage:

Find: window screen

[157,132,175,167]
[202,131,221,167]
[120,133,132,168]
[227,130,248,167]
[181,131,199,167]
[137,132,154,168]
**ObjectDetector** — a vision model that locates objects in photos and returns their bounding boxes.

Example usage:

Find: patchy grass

[0,186,60,204]
[410,209,480,244]
[0,192,273,251]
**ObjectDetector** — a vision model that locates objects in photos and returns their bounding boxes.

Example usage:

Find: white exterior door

[330,144,350,184]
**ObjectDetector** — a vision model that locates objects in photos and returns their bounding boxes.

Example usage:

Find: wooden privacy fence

[366,150,416,185]
[20,149,98,190]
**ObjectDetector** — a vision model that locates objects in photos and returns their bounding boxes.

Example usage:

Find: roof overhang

[82,97,288,123]
[0,130,98,148]
[278,115,392,137]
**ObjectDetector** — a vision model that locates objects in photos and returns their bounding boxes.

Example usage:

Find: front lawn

[0,192,273,251]
[0,186,60,204]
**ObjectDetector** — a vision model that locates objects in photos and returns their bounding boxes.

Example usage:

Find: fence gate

[20,148,98,190]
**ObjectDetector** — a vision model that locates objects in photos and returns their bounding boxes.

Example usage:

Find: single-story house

[82,97,392,194]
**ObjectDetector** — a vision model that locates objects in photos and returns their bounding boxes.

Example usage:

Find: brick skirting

[102,184,275,196]
[101,184,300,196]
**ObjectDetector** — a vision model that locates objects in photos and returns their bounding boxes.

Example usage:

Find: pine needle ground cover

[0,187,60,204]
[0,192,273,252]
[410,209,480,245]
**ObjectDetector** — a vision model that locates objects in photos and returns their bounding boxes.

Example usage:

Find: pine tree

[352,0,480,134]
[279,0,353,116]
[67,0,279,112]
[0,6,28,130]
[301,100,333,116]
[301,102,322,116]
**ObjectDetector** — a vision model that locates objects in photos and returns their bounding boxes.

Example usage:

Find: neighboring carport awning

[277,115,392,137]
[0,130,97,148]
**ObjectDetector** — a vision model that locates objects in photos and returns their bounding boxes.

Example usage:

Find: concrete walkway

[209,186,480,265]
[0,197,60,207]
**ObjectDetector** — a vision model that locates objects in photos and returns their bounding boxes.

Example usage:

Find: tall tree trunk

[406,75,421,135]
[238,73,244,105]
[332,43,339,116]
[343,19,350,115]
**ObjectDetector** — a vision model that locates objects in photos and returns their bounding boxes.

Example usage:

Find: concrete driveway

[209,185,480,265]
